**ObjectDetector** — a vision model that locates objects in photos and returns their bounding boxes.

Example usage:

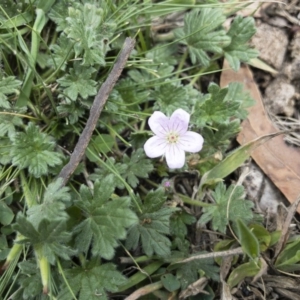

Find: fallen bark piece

[220,61,300,213]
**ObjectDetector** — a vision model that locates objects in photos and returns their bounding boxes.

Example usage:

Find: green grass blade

[199,132,285,191]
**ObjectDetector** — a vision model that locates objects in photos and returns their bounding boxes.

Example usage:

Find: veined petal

[144,136,167,158]
[179,131,204,153]
[169,108,190,134]
[165,144,185,169]
[148,111,169,137]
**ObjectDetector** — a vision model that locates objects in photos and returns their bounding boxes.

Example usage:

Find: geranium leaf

[74,177,138,259]
[57,61,97,101]
[10,123,63,177]
[58,259,127,300]
[0,76,22,108]
[224,16,258,71]
[175,8,230,66]
[198,182,254,233]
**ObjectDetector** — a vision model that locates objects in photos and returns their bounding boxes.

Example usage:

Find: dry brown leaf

[221,280,233,300]
[124,281,163,300]
[220,61,300,213]
[179,277,208,299]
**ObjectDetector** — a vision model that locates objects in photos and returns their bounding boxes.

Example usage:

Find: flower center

[166,131,179,144]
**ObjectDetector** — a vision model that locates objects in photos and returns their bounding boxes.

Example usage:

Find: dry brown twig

[57,37,136,187]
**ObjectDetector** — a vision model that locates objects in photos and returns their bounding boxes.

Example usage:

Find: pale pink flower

[144,109,204,169]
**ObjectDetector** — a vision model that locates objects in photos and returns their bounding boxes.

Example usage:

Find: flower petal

[165,144,185,169]
[144,136,167,158]
[179,131,204,153]
[169,108,190,134]
[148,111,169,137]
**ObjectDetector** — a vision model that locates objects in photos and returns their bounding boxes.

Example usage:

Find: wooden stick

[58,37,136,187]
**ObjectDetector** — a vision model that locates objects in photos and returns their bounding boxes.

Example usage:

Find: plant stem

[35,246,50,294]
[179,193,213,207]
[1,239,22,270]
[176,48,188,78]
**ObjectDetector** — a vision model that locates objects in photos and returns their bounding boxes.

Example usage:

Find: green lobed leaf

[57,61,97,101]
[91,150,153,189]
[146,44,178,66]
[170,210,196,239]
[57,101,86,125]
[13,214,75,264]
[224,82,255,120]
[26,178,71,228]
[90,158,125,189]
[0,114,23,138]
[191,83,240,127]
[48,0,71,31]
[63,2,116,66]
[58,259,127,300]
[0,76,22,108]
[74,177,138,259]
[13,214,40,243]
[17,260,43,299]
[20,274,43,299]
[201,120,241,156]
[126,207,176,257]
[175,8,231,66]
[47,33,74,71]
[0,0,26,20]
[140,187,166,213]
[198,182,254,233]
[224,16,258,71]
[126,188,176,257]
[119,149,154,188]
[10,122,63,177]
[225,48,258,73]
[152,81,200,116]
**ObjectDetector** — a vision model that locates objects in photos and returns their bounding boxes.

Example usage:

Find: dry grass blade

[124,282,163,300]
[269,114,300,147]
[274,194,300,258]
[175,247,244,264]
[179,278,208,300]
[221,281,232,300]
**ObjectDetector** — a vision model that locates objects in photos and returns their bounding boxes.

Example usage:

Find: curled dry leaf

[179,277,208,300]
[220,61,300,213]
